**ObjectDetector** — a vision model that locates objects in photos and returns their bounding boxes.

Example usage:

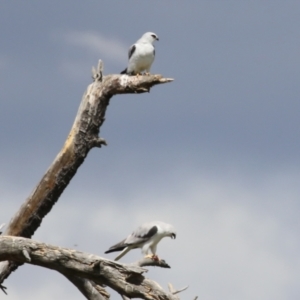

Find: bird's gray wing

[125,224,158,245]
[128,44,136,60]
[105,225,157,253]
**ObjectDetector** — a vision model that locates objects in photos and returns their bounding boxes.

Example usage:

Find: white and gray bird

[120,32,159,75]
[105,221,176,261]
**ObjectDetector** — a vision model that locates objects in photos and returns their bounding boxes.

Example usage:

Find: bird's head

[164,224,176,239]
[141,32,159,44]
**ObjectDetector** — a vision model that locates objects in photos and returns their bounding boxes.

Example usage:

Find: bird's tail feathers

[120,68,127,74]
[104,239,127,254]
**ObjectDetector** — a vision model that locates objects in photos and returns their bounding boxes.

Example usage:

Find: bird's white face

[142,32,159,44]
[165,225,176,239]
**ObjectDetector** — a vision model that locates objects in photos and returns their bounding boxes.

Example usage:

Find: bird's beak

[171,233,176,239]
[156,37,159,41]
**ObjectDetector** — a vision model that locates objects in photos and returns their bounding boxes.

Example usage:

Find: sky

[1,1,300,299]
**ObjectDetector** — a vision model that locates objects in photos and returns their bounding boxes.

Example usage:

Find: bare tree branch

[0,61,173,284]
[0,236,184,300]
[168,283,189,295]
[63,272,109,300]
[0,284,7,295]
[133,257,171,269]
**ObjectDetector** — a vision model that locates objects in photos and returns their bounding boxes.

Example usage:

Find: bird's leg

[145,254,160,261]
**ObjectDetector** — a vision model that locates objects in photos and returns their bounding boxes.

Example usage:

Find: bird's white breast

[129,43,155,73]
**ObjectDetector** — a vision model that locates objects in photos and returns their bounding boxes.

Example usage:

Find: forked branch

[0,61,173,284]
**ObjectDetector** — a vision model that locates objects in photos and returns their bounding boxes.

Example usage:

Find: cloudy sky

[1,1,300,299]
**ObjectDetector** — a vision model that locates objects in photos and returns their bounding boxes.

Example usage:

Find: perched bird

[120,32,159,75]
[105,221,176,261]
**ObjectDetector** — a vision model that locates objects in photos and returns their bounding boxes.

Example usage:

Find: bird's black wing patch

[139,225,158,239]
[128,45,136,59]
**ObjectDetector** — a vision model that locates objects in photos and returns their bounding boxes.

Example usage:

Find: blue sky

[1,2,300,299]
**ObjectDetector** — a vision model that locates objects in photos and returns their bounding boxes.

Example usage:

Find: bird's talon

[152,255,160,261]
[145,254,160,261]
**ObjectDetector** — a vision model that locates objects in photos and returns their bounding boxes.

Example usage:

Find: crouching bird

[105,221,176,261]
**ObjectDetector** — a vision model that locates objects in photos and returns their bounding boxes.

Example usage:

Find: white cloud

[64,31,128,63]
[56,31,128,79]
[82,169,299,300]
[2,161,300,299]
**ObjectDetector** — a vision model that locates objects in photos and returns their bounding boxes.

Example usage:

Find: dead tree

[0,61,191,299]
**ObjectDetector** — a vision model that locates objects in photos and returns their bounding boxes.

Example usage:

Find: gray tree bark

[0,236,184,299]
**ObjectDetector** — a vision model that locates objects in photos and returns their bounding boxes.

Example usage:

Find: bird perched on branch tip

[120,32,159,76]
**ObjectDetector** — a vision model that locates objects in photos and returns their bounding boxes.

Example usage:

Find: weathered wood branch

[132,257,171,269]
[0,60,173,284]
[63,272,109,300]
[63,256,171,299]
[0,236,183,300]
[168,284,189,298]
